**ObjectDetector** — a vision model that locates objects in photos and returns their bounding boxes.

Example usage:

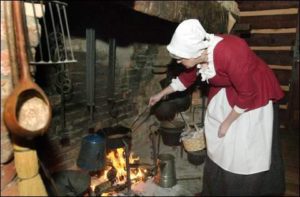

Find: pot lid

[83,133,105,144]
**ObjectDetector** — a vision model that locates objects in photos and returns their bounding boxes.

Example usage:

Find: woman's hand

[218,109,241,138]
[149,86,176,106]
[197,50,208,63]
[149,93,163,106]
[218,120,231,138]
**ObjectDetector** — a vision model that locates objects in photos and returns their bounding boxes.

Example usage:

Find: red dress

[177,35,284,111]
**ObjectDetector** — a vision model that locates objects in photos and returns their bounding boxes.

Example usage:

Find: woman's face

[174,50,208,69]
[176,58,196,69]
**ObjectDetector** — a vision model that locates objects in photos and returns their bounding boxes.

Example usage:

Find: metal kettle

[77,133,106,171]
[154,154,177,188]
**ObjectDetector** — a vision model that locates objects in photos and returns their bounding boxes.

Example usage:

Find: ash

[131,178,193,196]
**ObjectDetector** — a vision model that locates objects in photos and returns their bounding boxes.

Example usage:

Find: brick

[1,160,16,190]
[0,177,18,196]
[1,78,12,99]
[1,50,11,76]
[1,135,13,164]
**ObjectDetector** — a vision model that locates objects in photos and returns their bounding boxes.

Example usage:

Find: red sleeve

[178,67,198,88]
[215,38,256,110]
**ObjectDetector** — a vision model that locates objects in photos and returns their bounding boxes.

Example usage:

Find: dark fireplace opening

[33,1,210,196]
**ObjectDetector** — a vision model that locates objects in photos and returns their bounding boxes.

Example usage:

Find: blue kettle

[77,133,106,171]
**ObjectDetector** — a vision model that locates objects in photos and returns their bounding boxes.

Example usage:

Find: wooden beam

[237,1,299,11]
[281,85,290,92]
[274,70,292,85]
[279,124,286,128]
[250,46,292,51]
[269,65,292,70]
[240,8,298,17]
[255,51,293,65]
[279,104,288,110]
[244,33,295,46]
[232,23,251,32]
[251,28,297,34]
[239,14,298,29]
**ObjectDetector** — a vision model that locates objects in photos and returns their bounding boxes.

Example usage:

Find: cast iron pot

[151,100,177,121]
[158,120,185,146]
[98,125,132,151]
[171,94,191,112]
[159,77,192,113]
[186,149,207,166]
[151,93,191,121]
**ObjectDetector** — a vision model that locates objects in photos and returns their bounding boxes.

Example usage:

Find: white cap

[167,19,211,59]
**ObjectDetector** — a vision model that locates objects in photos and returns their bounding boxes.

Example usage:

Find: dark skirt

[201,103,285,196]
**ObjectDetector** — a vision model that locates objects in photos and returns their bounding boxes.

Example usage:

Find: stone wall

[36,38,172,173]
[34,2,178,173]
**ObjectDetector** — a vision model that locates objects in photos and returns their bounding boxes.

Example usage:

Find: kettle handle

[159,162,167,169]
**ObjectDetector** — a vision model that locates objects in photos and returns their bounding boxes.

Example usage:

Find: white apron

[204,88,273,175]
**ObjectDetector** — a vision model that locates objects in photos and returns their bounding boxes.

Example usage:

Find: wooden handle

[13,1,31,81]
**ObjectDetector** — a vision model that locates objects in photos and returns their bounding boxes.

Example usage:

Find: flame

[91,147,147,194]
[106,148,146,184]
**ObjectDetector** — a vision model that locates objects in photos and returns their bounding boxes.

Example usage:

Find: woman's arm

[149,50,207,106]
[149,66,198,106]
[148,85,175,106]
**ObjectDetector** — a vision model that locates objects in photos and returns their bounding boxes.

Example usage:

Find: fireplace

[22,1,234,196]
[74,125,155,196]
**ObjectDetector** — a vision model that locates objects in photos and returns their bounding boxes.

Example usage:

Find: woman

[149,19,285,196]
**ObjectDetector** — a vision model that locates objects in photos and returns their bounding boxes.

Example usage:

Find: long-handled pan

[4,1,52,139]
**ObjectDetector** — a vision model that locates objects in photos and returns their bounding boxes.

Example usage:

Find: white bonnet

[167,19,213,59]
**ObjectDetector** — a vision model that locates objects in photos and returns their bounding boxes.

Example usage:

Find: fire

[90,147,147,194]
[106,147,146,184]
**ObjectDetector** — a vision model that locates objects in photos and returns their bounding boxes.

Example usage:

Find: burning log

[107,167,117,182]
[129,163,156,178]
[93,177,146,196]
[104,183,128,193]
[94,181,112,195]
[94,181,129,196]
[128,163,154,169]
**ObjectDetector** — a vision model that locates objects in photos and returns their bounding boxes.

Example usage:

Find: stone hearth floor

[131,138,204,196]
[124,110,205,196]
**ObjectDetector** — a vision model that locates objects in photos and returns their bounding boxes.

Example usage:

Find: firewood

[107,167,117,182]
[94,181,112,195]
[105,183,128,193]
[128,163,154,169]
